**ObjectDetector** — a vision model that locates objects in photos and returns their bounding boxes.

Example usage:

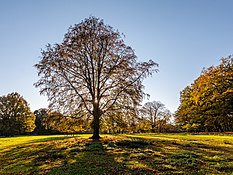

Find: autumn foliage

[175,56,233,132]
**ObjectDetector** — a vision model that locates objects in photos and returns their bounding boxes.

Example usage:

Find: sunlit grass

[1,133,233,174]
[0,135,67,149]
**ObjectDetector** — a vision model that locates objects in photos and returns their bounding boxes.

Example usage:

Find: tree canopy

[0,92,35,136]
[34,16,158,139]
[175,56,233,132]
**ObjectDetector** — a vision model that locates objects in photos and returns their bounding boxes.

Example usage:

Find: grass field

[1,133,233,175]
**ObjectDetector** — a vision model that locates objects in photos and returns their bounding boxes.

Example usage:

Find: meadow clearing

[0,133,233,175]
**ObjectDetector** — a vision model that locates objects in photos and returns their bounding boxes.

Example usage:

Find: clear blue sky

[0,0,233,113]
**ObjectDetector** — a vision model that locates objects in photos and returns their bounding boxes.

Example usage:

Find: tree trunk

[90,104,101,140]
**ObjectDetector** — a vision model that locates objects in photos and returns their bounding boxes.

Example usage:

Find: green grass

[1,133,233,174]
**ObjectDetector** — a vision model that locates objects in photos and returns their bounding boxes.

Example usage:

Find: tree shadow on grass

[45,139,158,175]
[1,137,155,175]
[1,136,233,175]
[147,139,233,174]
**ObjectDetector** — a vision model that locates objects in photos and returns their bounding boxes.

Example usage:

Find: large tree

[0,92,35,136]
[34,16,157,139]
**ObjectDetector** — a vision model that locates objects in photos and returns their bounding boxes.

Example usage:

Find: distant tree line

[0,92,174,136]
[175,56,233,132]
[33,108,91,135]
[1,56,232,136]
[1,56,231,136]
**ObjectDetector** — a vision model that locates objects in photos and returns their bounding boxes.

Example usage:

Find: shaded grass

[1,133,233,174]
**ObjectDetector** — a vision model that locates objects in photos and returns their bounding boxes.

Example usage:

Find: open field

[1,133,233,175]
